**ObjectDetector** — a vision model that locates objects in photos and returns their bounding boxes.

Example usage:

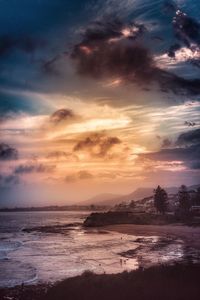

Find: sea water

[0,211,199,287]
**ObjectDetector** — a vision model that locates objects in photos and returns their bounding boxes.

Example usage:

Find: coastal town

[84,185,200,227]
[114,185,200,215]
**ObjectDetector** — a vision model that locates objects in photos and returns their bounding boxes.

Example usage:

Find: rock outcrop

[83,211,177,227]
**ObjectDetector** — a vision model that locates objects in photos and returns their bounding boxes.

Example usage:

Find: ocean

[0,211,199,288]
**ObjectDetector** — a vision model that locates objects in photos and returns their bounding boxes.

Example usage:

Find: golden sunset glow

[0,0,200,207]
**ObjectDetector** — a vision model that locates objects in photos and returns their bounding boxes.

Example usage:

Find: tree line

[154,185,200,215]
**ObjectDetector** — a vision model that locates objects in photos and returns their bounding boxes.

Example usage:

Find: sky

[0,0,200,207]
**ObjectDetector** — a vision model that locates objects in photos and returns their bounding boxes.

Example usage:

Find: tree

[129,200,135,209]
[178,185,191,214]
[154,185,168,214]
[194,187,200,206]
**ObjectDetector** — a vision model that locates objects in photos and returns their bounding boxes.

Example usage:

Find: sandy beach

[104,224,200,249]
[1,220,200,300]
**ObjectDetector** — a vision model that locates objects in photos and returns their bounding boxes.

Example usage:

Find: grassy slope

[1,264,200,300]
[46,264,200,300]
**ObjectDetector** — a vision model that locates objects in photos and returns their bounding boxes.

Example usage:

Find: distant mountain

[128,188,154,200]
[81,188,156,206]
[81,189,153,206]
[82,184,200,206]
[79,193,124,206]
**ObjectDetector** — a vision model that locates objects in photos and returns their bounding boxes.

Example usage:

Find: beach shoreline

[1,221,200,300]
[103,224,200,249]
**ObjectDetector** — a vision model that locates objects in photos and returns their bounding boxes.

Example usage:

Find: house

[190,206,200,216]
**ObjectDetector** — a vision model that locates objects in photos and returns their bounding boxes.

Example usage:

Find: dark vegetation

[154,184,200,216]
[1,264,200,300]
[154,185,168,214]
[177,185,193,216]
[84,211,177,227]
[84,185,200,227]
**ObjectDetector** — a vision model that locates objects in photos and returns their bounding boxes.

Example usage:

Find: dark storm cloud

[0,174,20,189]
[50,109,76,125]
[73,132,121,158]
[141,128,200,170]
[0,143,18,160]
[81,18,146,43]
[165,4,200,68]
[173,10,200,47]
[71,17,200,96]
[154,70,200,95]
[176,129,200,146]
[0,0,200,104]
[167,43,181,58]
[14,163,56,174]
[72,41,153,82]
[71,18,152,82]
[141,144,200,163]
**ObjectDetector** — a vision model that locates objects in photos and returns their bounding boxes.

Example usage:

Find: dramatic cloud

[50,109,77,125]
[184,121,196,127]
[140,128,200,170]
[40,108,80,134]
[176,128,200,146]
[46,151,71,159]
[0,143,18,160]
[1,1,200,206]
[173,9,200,47]
[73,132,121,158]
[71,19,153,83]
[65,170,93,182]
[14,163,56,174]
[0,174,20,189]
[71,17,200,95]
[141,144,199,163]
[79,18,146,44]
[162,5,200,73]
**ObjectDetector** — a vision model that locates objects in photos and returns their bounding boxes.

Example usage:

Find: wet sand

[104,224,200,250]
[1,223,200,299]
